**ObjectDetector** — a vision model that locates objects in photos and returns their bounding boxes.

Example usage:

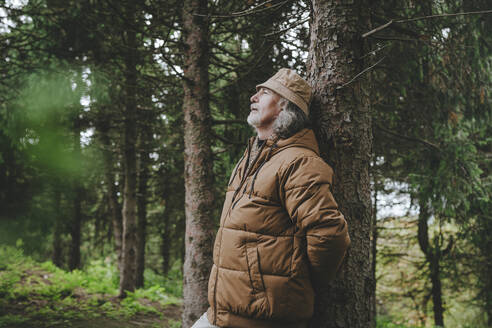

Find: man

[192,68,350,328]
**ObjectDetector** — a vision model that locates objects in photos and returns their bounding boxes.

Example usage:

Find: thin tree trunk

[136,125,151,288]
[307,0,373,327]
[52,187,63,268]
[90,15,123,269]
[371,161,378,319]
[160,202,171,275]
[69,119,82,271]
[98,119,123,271]
[430,257,444,326]
[418,200,445,327]
[486,261,492,327]
[119,2,139,297]
[181,0,215,325]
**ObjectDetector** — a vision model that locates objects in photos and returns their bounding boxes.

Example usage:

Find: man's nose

[250,92,259,103]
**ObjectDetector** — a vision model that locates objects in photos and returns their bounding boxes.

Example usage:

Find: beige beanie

[256,68,312,115]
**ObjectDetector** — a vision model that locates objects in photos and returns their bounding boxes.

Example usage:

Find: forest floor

[1,288,182,328]
[2,296,182,328]
[0,246,184,328]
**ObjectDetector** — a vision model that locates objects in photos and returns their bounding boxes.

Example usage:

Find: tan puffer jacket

[207,128,350,328]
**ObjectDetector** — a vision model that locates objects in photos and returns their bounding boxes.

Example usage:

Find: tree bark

[181,0,215,326]
[52,187,63,268]
[160,201,171,275]
[486,256,492,327]
[119,2,139,298]
[430,257,444,327]
[97,118,123,272]
[371,161,378,319]
[136,123,151,288]
[307,0,374,327]
[69,119,82,271]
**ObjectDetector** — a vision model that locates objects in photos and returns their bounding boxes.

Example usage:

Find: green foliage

[0,263,21,299]
[376,315,423,328]
[0,243,32,299]
[0,245,182,327]
[376,315,463,328]
[371,0,492,324]
[143,260,183,298]
[9,69,85,177]
[376,216,488,328]
[167,319,182,328]
[0,314,29,328]
[118,291,160,318]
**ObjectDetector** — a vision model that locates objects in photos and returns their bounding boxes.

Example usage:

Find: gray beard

[247,111,261,128]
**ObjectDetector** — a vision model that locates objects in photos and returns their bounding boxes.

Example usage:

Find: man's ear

[279,98,288,111]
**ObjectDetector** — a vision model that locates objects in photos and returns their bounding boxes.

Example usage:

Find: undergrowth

[0,243,182,327]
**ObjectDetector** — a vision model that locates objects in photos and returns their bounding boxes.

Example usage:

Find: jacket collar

[248,128,320,157]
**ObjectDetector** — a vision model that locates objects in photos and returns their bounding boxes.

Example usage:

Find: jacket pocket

[245,243,272,318]
[245,243,266,294]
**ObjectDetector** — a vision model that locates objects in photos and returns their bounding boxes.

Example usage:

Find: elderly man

[192,68,350,328]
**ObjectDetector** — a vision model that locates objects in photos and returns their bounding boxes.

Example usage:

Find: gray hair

[273,98,310,138]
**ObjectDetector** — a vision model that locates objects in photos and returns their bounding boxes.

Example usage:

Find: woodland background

[0,0,491,327]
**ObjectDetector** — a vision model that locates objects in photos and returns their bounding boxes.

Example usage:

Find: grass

[0,244,182,328]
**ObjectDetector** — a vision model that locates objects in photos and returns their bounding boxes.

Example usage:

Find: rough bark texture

[119,3,138,297]
[307,1,374,327]
[181,0,215,326]
[69,121,82,271]
[136,127,151,288]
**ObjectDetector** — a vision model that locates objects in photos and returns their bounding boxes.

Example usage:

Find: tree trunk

[119,2,139,297]
[486,259,492,327]
[136,125,151,288]
[98,122,123,272]
[69,120,82,271]
[430,257,444,327]
[307,0,373,327]
[52,187,63,268]
[418,200,445,327]
[160,202,171,275]
[181,0,215,325]
[371,163,378,319]
[484,228,492,327]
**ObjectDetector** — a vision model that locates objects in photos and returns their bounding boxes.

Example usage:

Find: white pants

[191,312,219,328]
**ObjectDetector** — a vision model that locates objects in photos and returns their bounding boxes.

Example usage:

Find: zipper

[231,184,248,209]
[227,140,255,216]
[213,138,269,325]
[230,139,266,208]
[213,258,219,324]
[213,139,252,325]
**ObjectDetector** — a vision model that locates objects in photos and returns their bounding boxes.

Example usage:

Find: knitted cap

[256,68,312,115]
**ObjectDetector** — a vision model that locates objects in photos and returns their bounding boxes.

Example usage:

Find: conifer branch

[363,9,492,38]
[212,132,245,145]
[336,57,386,90]
[375,124,440,151]
[212,119,246,125]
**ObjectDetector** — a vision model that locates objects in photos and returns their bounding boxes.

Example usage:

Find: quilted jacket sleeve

[281,155,350,290]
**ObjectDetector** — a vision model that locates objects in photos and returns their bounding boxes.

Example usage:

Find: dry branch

[363,9,492,38]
